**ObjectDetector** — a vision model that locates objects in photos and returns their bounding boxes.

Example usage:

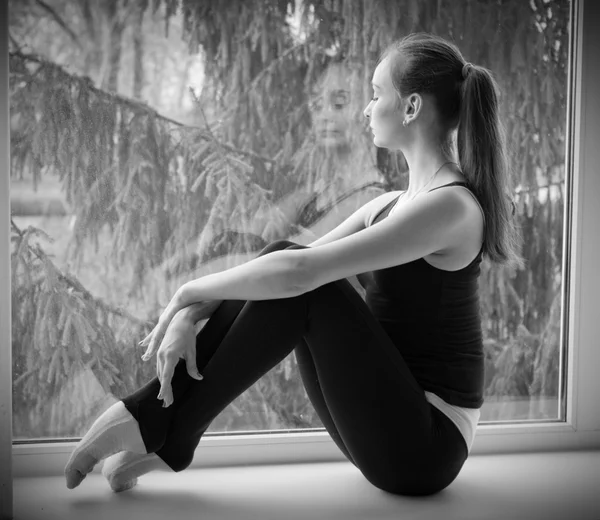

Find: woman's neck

[402,139,456,195]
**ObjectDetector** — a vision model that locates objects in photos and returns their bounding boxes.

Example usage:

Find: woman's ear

[403,93,423,124]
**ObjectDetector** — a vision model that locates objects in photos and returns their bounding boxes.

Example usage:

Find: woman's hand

[139,314,203,408]
[139,288,187,362]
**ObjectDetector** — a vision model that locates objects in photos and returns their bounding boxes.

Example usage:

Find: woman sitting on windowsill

[65,33,522,498]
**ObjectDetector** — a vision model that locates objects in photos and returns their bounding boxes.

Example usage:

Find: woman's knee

[156,448,195,473]
[363,471,437,497]
[357,459,445,497]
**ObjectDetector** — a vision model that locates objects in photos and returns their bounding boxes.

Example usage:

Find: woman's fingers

[185,348,203,381]
[158,355,176,407]
[140,329,156,359]
[142,321,165,360]
[141,328,154,346]
[138,326,156,350]
[140,289,184,355]
[155,354,171,406]
[142,337,154,361]
[138,335,149,348]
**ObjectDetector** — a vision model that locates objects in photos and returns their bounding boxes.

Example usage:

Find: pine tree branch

[9,49,275,166]
[33,0,82,48]
[13,367,37,388]
[240,41,308,99]
[8,30,25,53]
[11,219,153,328]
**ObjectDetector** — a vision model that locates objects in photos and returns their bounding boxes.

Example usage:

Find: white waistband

[424,391,481,453]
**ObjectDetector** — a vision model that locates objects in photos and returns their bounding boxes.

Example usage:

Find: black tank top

[364,181,485,408]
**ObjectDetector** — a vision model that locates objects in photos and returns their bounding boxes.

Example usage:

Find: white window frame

[2,0,599,511]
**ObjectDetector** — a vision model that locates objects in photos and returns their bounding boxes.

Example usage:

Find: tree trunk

[177,58,193,112]
[77,0,103,84]
[102,0,124,92]
[132,3,145,100]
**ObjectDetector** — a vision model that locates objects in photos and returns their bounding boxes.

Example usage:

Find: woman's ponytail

[381,34,524,268]
[457,65,524,269]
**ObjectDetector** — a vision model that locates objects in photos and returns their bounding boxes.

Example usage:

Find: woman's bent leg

[120,240,291,453]
[122,240,468,495]
[293,339,356,465]
[284,278,468,495]
[120,297,247,453]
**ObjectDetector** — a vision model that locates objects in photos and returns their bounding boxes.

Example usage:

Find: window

[5,0,600,478]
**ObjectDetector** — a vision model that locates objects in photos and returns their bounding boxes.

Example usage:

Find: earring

[402,120,408,127]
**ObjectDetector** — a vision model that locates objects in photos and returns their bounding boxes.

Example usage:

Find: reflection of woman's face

[309,71,353,149]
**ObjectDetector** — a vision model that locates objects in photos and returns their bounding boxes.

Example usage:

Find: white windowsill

[12,421,600,479]
[13,451,600,520]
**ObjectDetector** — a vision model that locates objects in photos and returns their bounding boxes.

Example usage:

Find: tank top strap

[428,181,469,192]
[372,182,471,226]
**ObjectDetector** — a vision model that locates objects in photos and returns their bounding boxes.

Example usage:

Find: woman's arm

[174,248,304,309]
[175,300,223,324]
[141,250,302,361]
[296,188,477,292]
[306,191,397,247]
[175,191,395,305]
[305,191,394,295]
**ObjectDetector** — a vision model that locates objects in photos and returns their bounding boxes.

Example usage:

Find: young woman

[65,33,522,497]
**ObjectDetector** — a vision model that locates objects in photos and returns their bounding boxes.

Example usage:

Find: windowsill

[13,450,600,520]
[12,421,600,478]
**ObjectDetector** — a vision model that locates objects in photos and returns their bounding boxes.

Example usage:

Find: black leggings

[121,240,469,496]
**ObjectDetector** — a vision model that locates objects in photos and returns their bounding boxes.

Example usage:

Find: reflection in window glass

[10,0,570,440]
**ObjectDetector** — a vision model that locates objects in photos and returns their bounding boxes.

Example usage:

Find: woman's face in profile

[363,57,405,151]
[309,68,353,149]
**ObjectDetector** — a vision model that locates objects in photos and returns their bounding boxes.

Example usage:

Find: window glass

[10,0,570,441]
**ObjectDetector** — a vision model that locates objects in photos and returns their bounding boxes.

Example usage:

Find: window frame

[2,0,599,497]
